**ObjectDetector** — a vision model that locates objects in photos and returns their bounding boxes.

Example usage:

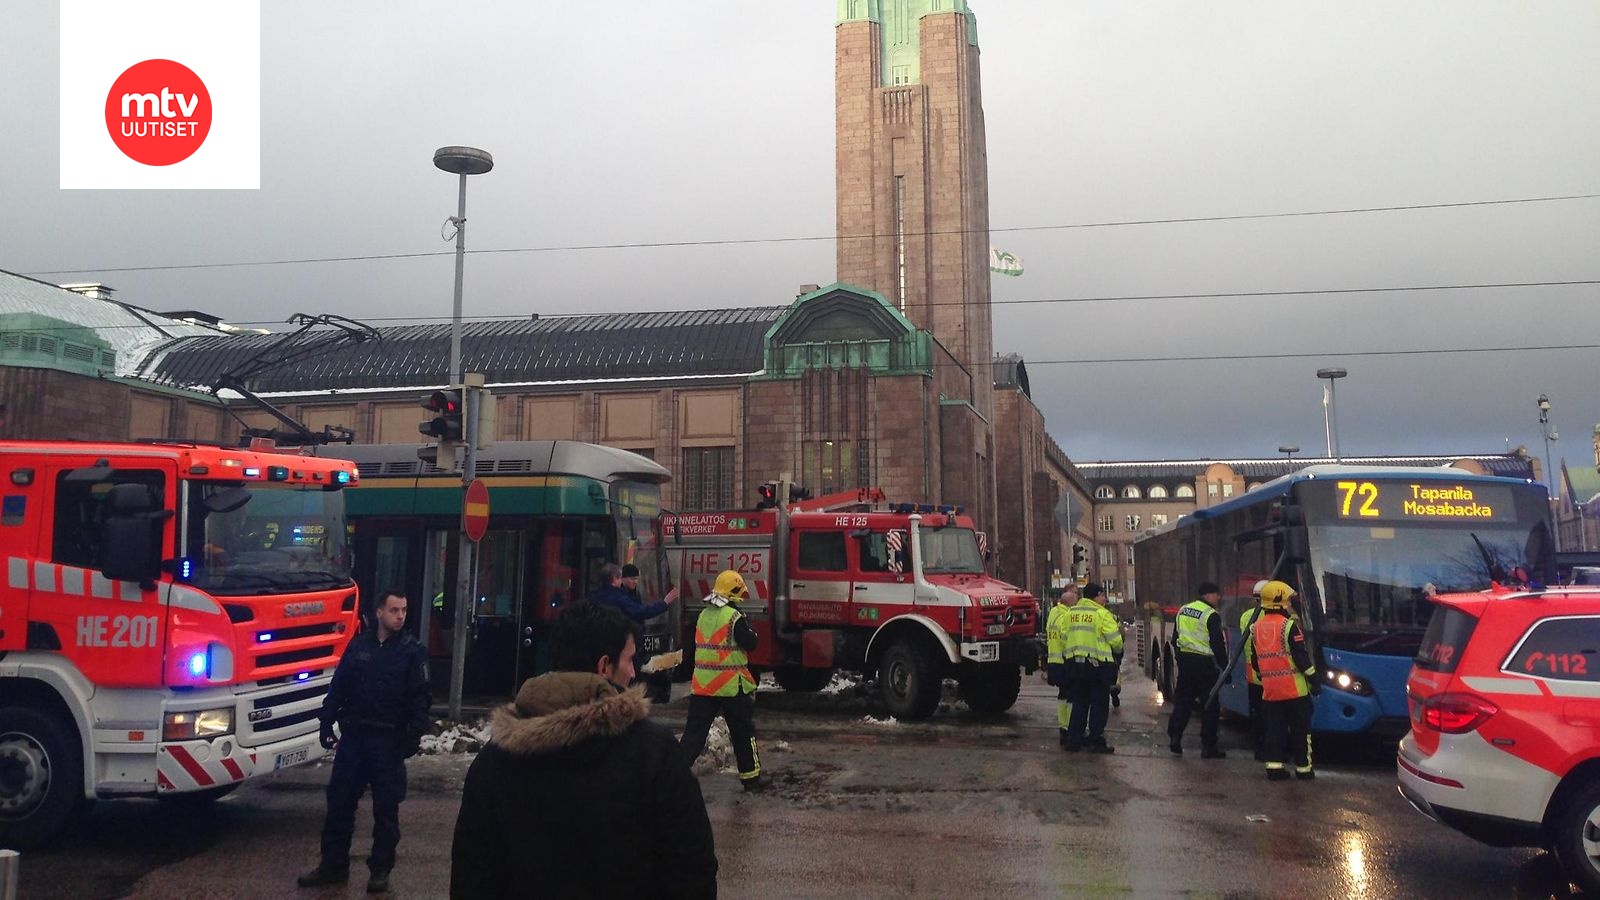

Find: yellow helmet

[1260,580,1297,609]
[713,570,749,604]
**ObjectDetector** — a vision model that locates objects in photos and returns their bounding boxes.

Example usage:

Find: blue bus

[1135,465,1554,736]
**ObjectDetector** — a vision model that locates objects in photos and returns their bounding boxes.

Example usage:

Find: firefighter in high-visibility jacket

[1238,579,1269,760]
[1061,582,1123,753]
[678,570,773,791]
[1044,583,1079,748]
[1248,580,1320,780]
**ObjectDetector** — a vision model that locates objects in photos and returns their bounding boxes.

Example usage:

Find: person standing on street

[592,562,679,623]
[1239,579,1269,760]
[1249,580,1320,781]
[449,601,717,899]
[679,570,773,791]
[299,591,431,894]
[1061,582,1124,753]
[1167,581,1228,758]
[1044,584,1077,748]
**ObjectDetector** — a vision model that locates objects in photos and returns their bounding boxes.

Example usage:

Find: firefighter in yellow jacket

[1248,580,1320,780]
[679,570,773,791]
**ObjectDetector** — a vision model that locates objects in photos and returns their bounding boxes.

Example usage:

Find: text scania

[119,88,202,136]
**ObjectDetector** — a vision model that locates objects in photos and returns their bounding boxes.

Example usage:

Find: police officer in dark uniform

[298,590,431,894]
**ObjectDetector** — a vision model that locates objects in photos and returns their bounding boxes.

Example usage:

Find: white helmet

[1251,579,1269,599]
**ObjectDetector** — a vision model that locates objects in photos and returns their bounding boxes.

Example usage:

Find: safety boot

[1295,769,1316,781]
[367,870,391,894]
[741,773,774,792]
[1266,768,1291,781]
[1167,739,1183,756]
[296,863,349,888]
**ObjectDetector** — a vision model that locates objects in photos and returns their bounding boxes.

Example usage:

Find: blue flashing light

[267,466,289,482]
[187,651,208,677]
[177,557,194,581]
[258,632,274,643]
[296,671,311,682]
[334,470,351,484]
[243,467,261,478]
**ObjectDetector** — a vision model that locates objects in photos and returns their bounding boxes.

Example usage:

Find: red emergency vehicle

[0,440,361,846]
[1398,584,1600,893]
[666,486,1040,720]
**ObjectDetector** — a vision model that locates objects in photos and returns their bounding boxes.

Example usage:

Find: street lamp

[1279,445,1299,462]
[434,145,494,384]
[434,145,492,723]
[1316,368,1348,462]
[1538,393,1558,501]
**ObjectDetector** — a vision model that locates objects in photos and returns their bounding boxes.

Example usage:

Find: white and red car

[1398,583,1600,893]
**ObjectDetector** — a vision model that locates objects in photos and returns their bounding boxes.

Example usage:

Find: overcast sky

[5,2,1599,474]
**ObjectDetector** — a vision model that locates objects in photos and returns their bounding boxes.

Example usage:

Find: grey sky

[5,2,1599,471]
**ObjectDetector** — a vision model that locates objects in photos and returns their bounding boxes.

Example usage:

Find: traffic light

[756,483,777,509]
[1072,544,1086,570]
[420,389,464,442]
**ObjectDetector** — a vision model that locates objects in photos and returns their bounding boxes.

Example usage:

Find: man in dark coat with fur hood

[450,602,717,899]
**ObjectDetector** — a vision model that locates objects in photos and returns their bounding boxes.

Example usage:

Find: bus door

[516,520,584,686]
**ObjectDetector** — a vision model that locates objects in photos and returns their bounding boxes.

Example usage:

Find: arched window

[1175,484,1195,499]
[1094,485,1114,500]
[1122,485,1141,499]
[1149,485,1169,499]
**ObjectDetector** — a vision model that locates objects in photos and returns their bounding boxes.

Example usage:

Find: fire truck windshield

[185,482,353,595]
[917,527,985,575]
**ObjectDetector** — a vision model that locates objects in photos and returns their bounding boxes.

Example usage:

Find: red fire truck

[665,486,1040,720]
[0,440,361,846]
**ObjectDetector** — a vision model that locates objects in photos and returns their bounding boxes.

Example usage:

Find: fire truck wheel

[0,707,85,849]
[878,640,941,720]
[958,665,1022,715]
[1554,777,1600,895]
[773,666,833,693]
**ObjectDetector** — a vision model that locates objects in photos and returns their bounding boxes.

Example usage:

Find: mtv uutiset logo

[61,1,259,189]
[105,59,213,166]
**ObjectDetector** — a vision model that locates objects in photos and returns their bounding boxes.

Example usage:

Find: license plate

[641,635,665,654]
[274,748,309,770]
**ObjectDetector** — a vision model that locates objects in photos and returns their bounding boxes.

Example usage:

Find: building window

[681,447,734,512]
[1149,485,1168,499]
[1095,485,1114,500]
[1151,513,1169,527]
[1222,483,1235,497]
[1097,514,1114,532]
[1122,485,1141,499]
[1207,482,1220,498]
[1099,545,1114,567]
[1176,484,1195,499]
[1125,514,1141,532]
[803,440,858,495]
[1126,544,1136,565]
[1104,577,1118,593]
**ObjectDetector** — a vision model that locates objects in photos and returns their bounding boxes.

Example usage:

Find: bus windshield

[186,482,353,596]
[917,527,985,575]
[1297,479,1552,653]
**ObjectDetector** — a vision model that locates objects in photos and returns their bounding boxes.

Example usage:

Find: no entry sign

[464,479,490,543]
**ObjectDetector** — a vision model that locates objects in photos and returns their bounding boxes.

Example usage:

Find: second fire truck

[666,485,1040,720]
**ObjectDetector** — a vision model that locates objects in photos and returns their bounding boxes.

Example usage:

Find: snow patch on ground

[689,719,737,775]
[419,719,492,755]
[860,715,900,726]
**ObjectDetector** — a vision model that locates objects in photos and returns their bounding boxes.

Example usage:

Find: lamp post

[434,145,493,722]
[1538,392,1558,501]
[1316,368,1348,462]
[1279,445,1299,462]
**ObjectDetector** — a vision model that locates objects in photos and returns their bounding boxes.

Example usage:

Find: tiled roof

[1077,454,1538,483]
[0,270,219,377]
[137,307,788,393]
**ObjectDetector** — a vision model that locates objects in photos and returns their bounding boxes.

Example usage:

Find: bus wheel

[1555,777,1600,896]
[958,665,1022,715]
[878,640,941,720]
[773,666,833,693]
[0,707,85,849]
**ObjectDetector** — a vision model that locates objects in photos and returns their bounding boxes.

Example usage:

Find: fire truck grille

[257,622,339,643]
[253,683,326,709]
[237,679,330,748]
[258,646,331,668]
[249,707,322,734]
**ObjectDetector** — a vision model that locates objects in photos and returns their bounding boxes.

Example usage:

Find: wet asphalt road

[15,665,1588,899]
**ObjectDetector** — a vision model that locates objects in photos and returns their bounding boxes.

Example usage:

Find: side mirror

[203,486,251,514]
[100,516,164,587]
[1284,527,1310,564]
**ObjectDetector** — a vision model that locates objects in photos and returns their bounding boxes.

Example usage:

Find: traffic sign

[464,479,490,542]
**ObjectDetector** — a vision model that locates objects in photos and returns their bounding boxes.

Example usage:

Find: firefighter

[1167,581,1228,758]
[1045,583,1078,748]
[679,570,773,791]
[1239,579,1269,760]
[1249,580,1320,780]
[1061,582,1123,753]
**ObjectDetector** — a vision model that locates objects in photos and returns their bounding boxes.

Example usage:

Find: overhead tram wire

[23,192,1600,277]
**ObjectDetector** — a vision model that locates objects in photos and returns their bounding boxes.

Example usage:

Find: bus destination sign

[1333,480,1515,523]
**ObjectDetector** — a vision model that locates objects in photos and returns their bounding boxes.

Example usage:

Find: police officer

[1061,582,1123,753]
[1044,584,1078,748]
[1167,581,1228,758]
[1249,581,1320,780]
[679,570,772,791]
[299,590,432,894]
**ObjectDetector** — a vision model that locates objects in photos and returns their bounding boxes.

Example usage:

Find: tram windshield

[1296,478,1553,654]
[613,480,666,599]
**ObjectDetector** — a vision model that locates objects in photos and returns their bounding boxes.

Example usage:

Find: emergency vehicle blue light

[177,557,194,581]
[243,467,261,478]
[188,651,208,676]
[258,632,274,643]
[938,505,954,514]
[918,504,935,514]
[296,671,311,681]
[267,466,289,482]
[334,470,351,484]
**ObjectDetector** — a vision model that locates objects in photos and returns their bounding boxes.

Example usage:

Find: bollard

[0,848,17,900]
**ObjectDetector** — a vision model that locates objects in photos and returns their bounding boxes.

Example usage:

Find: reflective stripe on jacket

[1252,613,1310,701]
[1063,598,1123,664]
[691,604,755,697]
[1175,600,1216,657]
[1046,603,1070,664]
